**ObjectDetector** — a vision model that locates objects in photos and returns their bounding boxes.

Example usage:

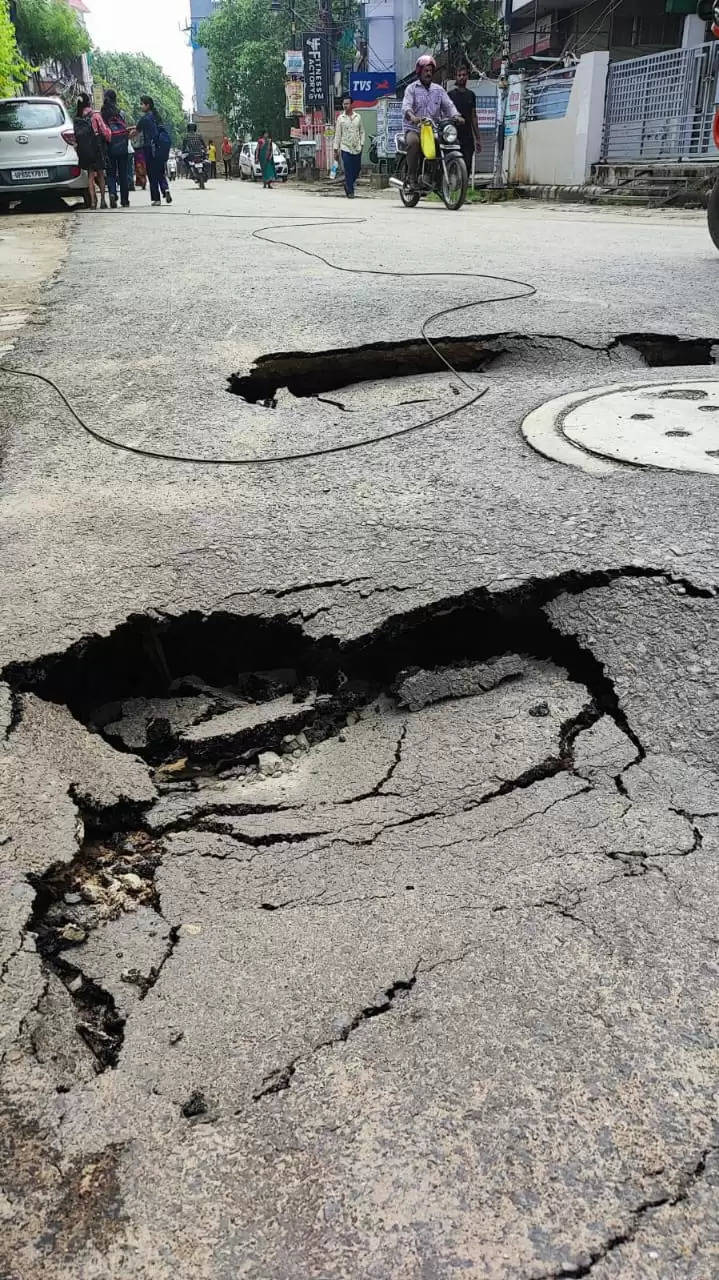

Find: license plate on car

[11,168,49,180]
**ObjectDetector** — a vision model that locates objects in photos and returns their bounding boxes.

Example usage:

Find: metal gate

[522,67,576,123]
[601,41,719,163]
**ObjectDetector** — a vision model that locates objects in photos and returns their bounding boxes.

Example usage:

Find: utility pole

[319,0,334,171]
[492,0,513,187]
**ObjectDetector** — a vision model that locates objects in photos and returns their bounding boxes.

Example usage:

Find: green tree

[14,0,90,65]
[198,0,287,140]
[0,0,34,93]
[200,0,362,139]
[406,0,501,76]
[90,50,185,142]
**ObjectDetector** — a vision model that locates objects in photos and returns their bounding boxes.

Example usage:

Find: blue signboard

[349,72,396,104]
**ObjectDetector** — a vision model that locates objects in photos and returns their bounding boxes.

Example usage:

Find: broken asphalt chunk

[180,693,316,762]
[396,655,525,712]
[97,695,217,753]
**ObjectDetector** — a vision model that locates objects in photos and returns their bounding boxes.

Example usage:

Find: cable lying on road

[1,212,536,467]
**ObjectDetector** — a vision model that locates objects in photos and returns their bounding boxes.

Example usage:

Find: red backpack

[107,111,129,152]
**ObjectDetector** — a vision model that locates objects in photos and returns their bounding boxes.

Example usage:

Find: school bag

[107,112,129,153]
[74,114,100,168]
[155,123,171,163]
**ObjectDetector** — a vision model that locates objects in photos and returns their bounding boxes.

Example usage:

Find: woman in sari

[132,142,147,190]
[255,130,276,188]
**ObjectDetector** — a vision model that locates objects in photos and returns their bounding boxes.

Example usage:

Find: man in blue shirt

[402,55,462,188]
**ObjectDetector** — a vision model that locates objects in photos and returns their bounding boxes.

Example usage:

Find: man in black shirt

[449,65,481,178]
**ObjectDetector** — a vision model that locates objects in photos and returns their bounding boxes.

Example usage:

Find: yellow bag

[420,121,436,160]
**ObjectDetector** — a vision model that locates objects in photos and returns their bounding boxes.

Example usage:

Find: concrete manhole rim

[521,377,719,476]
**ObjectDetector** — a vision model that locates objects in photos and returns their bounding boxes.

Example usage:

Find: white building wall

[361,0,432,82]
[366,0,395,71]
[394,0,424,81]
[504,51,609,186]
[682,14,707,47]
[191,0,215,114]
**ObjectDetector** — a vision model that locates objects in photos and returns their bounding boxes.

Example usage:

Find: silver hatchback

[0,96,88,207]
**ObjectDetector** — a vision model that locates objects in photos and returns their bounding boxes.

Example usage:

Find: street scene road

[1,172,718,1280]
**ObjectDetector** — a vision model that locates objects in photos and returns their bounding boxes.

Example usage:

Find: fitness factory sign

[303,32,330,108]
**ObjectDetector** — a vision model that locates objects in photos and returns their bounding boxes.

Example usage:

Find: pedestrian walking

[153,110,173,201]
[255,131,276,188]
[102,89,131,209]
[74,92,110,209]
[333,96,364,199]
[221,136,233,179]
[448,65,480,184]
[208,140,217,179]
[135,96,172,206]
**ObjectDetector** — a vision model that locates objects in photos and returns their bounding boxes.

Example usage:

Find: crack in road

[227,330,719,404]
[252,958,424,1101]
[534,1145,719,1278]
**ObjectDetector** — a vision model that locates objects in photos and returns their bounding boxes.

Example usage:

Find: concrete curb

[513,183,707,208]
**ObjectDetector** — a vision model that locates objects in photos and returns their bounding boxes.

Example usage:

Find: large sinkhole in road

[8,570,668,1082]
[8,574,640,770]
[227,332,718,404]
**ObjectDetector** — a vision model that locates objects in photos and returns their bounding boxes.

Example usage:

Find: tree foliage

[14,0,90,65]
[406,0,501,75]
[0,0,34,93]
[200,0,363,139]
[198,0,287,140]
[90,50,185,141]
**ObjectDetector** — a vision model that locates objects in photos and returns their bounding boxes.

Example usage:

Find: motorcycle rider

[402,54,463,189]
[182,121,208,181]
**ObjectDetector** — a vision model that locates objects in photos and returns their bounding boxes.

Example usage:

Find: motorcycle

[390,118,468,211]
[186,154,209,190]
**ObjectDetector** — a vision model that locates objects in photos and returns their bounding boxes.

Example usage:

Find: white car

[239,141,288,182]
[0,96,88,209]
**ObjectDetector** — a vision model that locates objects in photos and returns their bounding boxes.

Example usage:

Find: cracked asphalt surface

[0,183,718,1278]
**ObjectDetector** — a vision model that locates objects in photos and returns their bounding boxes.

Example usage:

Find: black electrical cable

[0,210,536,467]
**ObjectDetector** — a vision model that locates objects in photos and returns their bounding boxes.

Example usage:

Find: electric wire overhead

[1,211,536,467]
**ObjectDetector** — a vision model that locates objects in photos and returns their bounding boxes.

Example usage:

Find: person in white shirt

[334,96,365,198]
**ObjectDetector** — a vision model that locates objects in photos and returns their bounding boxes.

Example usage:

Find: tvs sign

[349,72,396,105]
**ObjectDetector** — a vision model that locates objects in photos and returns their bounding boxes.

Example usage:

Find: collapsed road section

[0,571,717,1279]
[227,331,719,404]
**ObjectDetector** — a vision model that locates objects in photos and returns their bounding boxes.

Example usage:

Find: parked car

[239,141,289,182]
[0,96,88,209]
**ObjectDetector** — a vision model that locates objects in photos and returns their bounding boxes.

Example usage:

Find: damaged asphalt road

[0,186,718,1277]
[2,576,718,1279]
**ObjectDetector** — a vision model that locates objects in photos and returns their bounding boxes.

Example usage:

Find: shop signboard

[303,31,330,108]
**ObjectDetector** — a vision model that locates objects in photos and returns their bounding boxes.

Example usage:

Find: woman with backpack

[135,96,172,206]
[102,90,131,209]
[74,93,111,209]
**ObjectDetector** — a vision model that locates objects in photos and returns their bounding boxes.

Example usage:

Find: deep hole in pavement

[228,335,499,403]
[615,333,718,366]
[27,821,173,1073]
[227,331,718,404]
[7,567,663,769]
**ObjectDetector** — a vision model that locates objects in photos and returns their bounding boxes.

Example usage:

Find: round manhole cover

[522,379,719,475]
